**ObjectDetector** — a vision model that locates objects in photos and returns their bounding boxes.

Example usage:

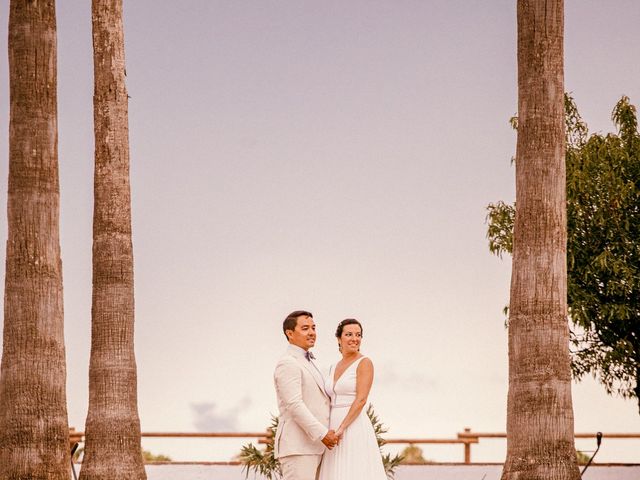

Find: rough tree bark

[79,1,146,478]
[501,1,580,479]
[0,1,71,478]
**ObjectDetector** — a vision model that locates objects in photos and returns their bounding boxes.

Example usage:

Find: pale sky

[0,0,639,463]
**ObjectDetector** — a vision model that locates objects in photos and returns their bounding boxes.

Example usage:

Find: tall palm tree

[502,2,580,479]
[79,1,146,478]
[0,1,71,478]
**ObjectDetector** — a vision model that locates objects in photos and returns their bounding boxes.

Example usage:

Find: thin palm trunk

[0,1,70,478]
[79,1,146,478]
[501,2,580,479]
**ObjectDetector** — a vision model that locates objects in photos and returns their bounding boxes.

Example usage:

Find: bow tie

[305,350,315,361]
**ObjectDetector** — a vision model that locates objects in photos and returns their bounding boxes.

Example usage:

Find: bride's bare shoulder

[357,356,373,370]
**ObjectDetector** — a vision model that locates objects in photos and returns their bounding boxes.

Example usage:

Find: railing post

[463,428,471,464]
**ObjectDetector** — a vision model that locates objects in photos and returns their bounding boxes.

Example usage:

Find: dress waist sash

[332,394,355,408]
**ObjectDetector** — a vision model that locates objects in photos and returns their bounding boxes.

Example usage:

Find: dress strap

[353,356,367,368]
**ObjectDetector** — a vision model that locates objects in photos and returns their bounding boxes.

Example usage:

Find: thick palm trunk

[636,361,640,415]
[0,1,71,478]
[501,2,580,479]
[79,1,146,478]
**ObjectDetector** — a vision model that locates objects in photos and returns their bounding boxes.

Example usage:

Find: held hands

[321,430,341,449]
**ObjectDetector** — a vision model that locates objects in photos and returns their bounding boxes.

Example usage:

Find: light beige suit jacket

[273,345,331,458]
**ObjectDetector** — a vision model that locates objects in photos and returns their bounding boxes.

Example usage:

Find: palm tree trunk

[635,361,640,415]
[502,2,580,479]
[0,1,71,478]
[79,1,146,478]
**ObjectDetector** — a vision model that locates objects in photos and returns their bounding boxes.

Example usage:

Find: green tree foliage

[576,450,591,465]
[487,95,640,413]
[399,444,433,464]
[142,450,172,462]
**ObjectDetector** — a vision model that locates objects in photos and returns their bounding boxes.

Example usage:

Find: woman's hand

[335,427,345,438]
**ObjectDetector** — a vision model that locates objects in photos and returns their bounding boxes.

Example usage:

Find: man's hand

[321,430,339,449]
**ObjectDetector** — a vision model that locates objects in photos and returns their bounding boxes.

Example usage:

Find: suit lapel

[295,354,327,397]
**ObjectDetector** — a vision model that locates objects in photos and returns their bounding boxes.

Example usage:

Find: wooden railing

[69,428,640,465]
[455,429,640,464]
[385,428,478,464]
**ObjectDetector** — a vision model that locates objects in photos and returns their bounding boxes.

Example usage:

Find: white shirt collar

[287,343,308,358]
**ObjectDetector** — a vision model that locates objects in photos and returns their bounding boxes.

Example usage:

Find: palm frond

[367,404,404,477]
[238,415,281,480]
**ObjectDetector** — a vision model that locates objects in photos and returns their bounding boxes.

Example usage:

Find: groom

[273,310,339,480]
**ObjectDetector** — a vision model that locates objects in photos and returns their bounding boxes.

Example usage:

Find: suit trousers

[280,454,322,480]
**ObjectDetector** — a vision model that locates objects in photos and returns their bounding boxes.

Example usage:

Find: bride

[318,318,387,480]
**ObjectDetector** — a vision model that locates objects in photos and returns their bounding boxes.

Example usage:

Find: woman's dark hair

[335,318,363,338]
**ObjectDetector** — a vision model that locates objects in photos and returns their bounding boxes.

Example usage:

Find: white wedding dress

[317,356,388,480]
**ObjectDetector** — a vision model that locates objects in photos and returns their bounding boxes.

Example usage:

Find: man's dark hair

[283,310,313,340]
